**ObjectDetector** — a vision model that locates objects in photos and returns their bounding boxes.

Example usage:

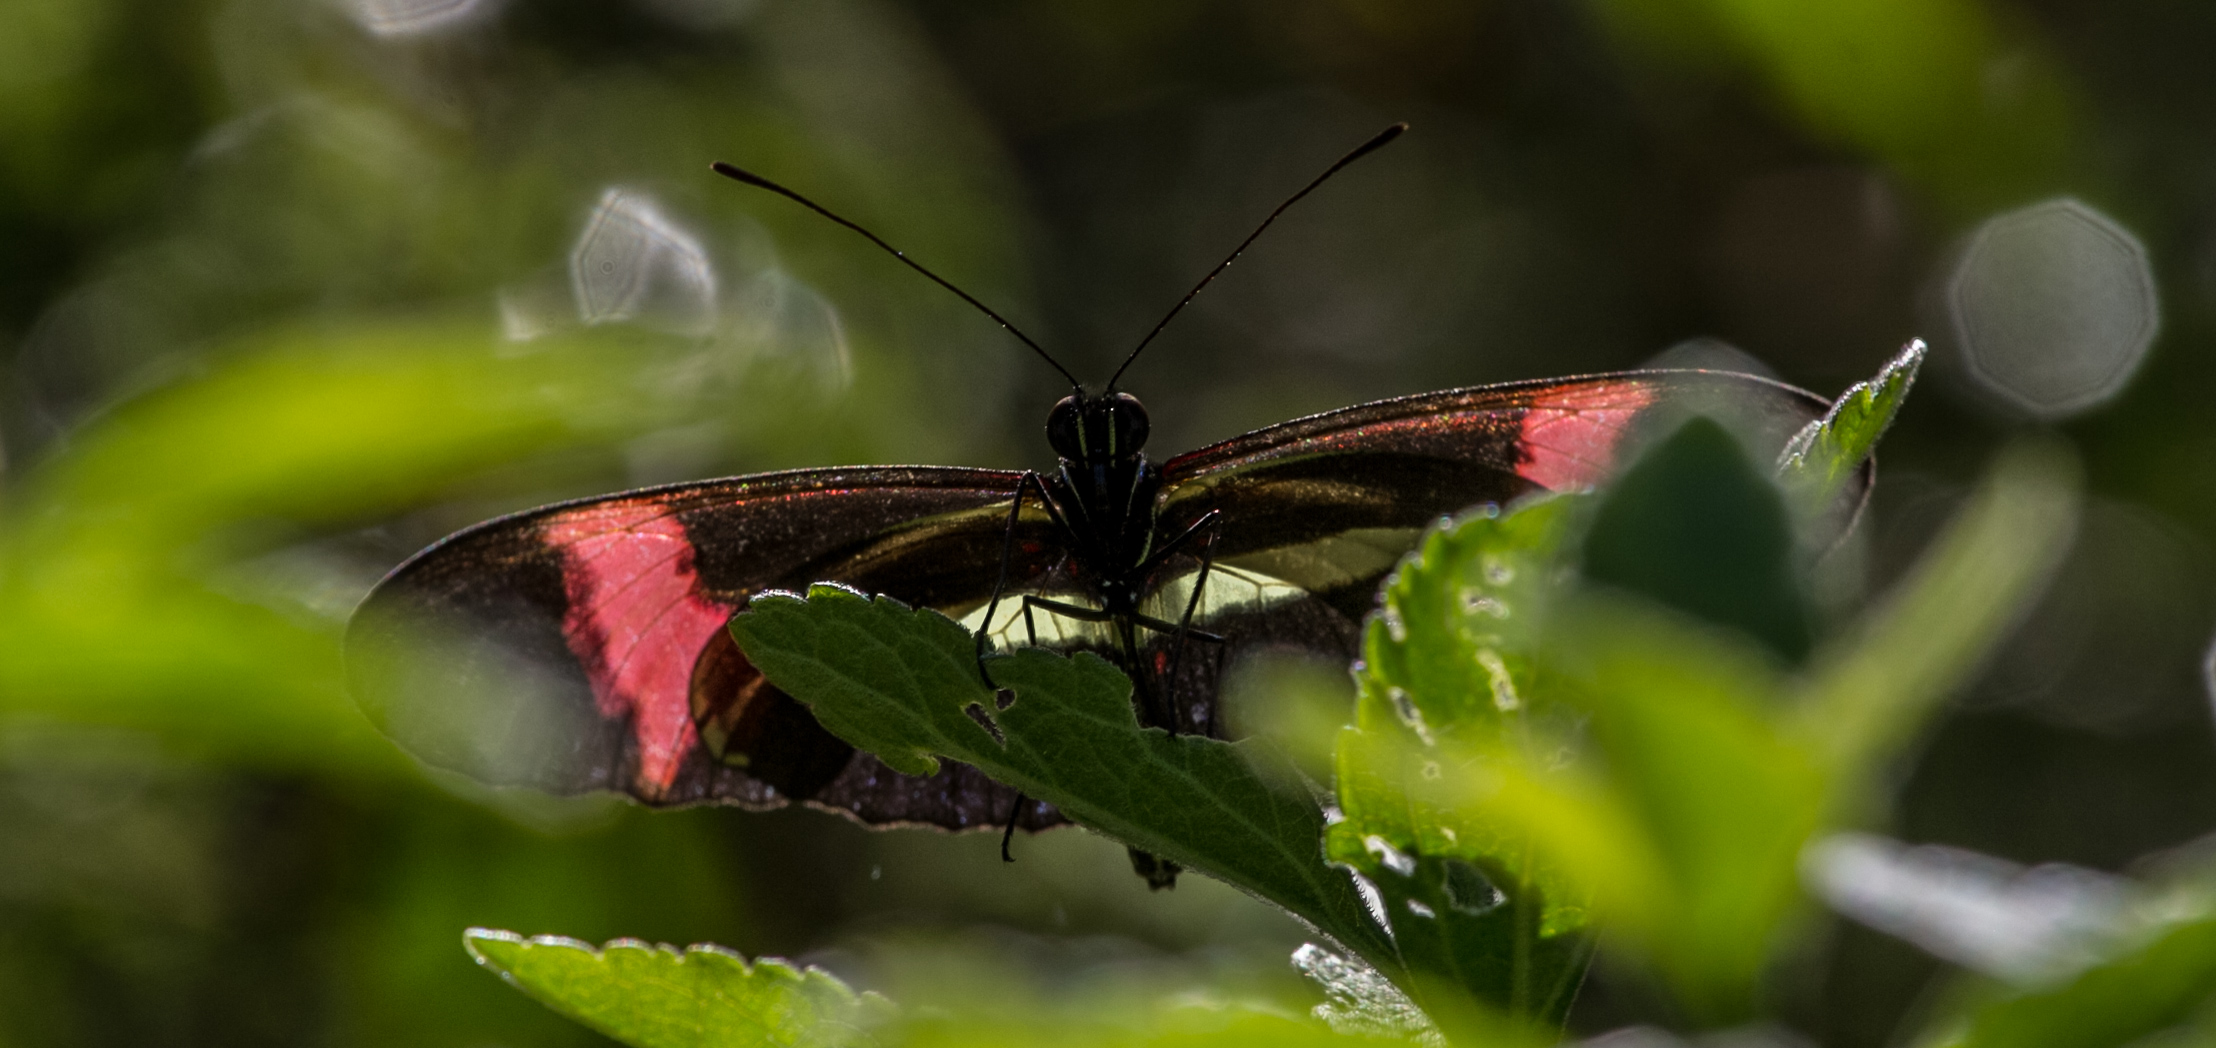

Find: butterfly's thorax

[1043,454,1161,612]
[1039,390,1163,616]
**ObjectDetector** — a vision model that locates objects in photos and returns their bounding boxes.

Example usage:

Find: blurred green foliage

[1589,0,2076,214]
[1324,385,2075,1027]
[1939,912,2216,1048]
[2,0,2214,1044]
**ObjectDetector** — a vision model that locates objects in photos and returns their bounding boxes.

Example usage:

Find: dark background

[0,0,2210,1044]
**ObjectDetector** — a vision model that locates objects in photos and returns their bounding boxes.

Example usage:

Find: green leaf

[1777,339,1924,508]
[1422,442,2076,1020]
[728,585,1394,970]
[1361,498,1569,746]
[1584,416,1810,662]
[1328,497,1599,1023]
[463,928,889,1048]
[1936,914,2216,1048]
[1352,594,1824,1021]
[0,321,684,772]
[1325,396,2064,1025]
[897,991,1406,1048]
[1540,597,1825,1017]
[1361,849,1599,1031]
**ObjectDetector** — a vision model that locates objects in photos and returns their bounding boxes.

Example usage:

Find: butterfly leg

[982,474,1078,869]
[1136,509,1223,575]
[1164,523,1223,734]
[1020,594,1113,623]
[1001,588,1108,867]
[1019,595,1115,687]
[1002,592,1108,865]
[1132,512,1225,735]
[1001,793,1025,863]
[1123,510,1227,731]
[1126,614,1227,736]
[1118,615,1187,892]
[978,472,1075,679]
[1129,615,1225,643]
[1113,614,1180,736]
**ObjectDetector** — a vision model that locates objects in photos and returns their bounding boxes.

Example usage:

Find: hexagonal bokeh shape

[1947,198,2159,420]
[569,188,715,332]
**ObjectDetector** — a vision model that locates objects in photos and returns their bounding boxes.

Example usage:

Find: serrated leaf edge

[1777,338,1925,480]
[462,926,851,998]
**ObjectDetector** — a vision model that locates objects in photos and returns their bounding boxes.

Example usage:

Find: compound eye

[1108,393,1149,453]
[1045,396,1084,458]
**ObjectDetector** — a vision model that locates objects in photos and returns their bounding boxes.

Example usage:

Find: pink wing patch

[543,503,732,798]
[1515,381,1660,491]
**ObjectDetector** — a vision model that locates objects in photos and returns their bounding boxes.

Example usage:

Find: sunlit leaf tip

[1778,339,1926,499]
[1293,944,1446,1046]
[463,927,887,1048]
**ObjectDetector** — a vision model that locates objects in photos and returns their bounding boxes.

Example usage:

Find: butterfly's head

[1047,391,1150,464]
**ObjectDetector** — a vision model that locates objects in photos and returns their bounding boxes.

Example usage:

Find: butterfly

[345,126,1859,880]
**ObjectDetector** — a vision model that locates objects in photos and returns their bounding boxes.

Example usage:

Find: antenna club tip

[1356,123,1408,154]
[710,161,760,185]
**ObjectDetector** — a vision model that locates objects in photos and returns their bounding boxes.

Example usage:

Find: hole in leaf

[1442,859,1506,915]
[963,702,1005,745]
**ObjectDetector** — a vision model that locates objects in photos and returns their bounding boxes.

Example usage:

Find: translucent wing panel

[958,559,1365,737]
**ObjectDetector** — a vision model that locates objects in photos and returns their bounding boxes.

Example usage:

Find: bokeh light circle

[1946,198,2158,419]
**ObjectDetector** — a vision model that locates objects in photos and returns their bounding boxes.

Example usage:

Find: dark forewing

[1154,370,1847,616]
[346,466,1064,832]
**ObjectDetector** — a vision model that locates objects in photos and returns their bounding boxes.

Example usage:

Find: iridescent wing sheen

[350,369,1854,830]
[1117,370,1852,720]
[346,466,1067,832]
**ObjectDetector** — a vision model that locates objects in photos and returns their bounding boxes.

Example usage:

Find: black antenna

[1106,122,1408,390]
[711,161,1080,389]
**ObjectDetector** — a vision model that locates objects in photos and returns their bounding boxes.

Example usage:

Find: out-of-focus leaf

[1359,498,1568,748]
[895,1000,1402,1048]
[1381,600,1808,1022]
[0,317,895,771]
[1326,497,1597,1023]
[1541,597,1824,1017]
[1802,833,2133,986]
[1330,498,1584,920]
[819,933,1410,1048]
[464,929,889,1048]
[1777,340,1924,510]
[1362,849,1598,1033]
[1931,913,2216,1048]
[1589,0,2075,211]
[25,323,655,528]
[728,585,1394,971]
[1221,654,1357,785]
[1797,439,2080,789]
[1332,430,2067,1022]
[0,322,695,769]
[1583,416,1809,662]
